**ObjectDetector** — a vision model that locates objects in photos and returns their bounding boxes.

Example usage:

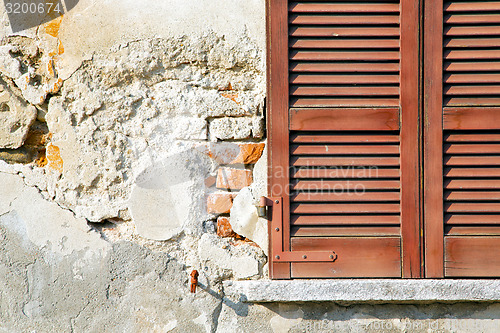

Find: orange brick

[204,176,216,188]
[233,143,265,164]
[216,167,253,190]
[217,216,236,238]
[207,192,237,214]
[198,143,265,165]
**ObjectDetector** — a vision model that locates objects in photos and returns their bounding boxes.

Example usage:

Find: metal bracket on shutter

[263,196,338,263]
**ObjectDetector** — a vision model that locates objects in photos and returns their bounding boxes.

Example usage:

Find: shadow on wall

[3,0,79,32]
[197,281,249,317]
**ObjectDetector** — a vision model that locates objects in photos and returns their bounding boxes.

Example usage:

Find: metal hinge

[262,196,338,263]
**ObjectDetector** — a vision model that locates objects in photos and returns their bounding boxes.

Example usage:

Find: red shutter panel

[268,0,421,278]
[425,0,500,277]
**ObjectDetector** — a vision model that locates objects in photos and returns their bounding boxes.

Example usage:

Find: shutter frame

[268,0,422,279]
[267,0,291,279]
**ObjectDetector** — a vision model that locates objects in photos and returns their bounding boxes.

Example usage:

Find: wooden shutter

[268,0,421,278]
[425,0,500,277]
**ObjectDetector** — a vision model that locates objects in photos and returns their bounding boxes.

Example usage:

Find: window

[267,0,500,278]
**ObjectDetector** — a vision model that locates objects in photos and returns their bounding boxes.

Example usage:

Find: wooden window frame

[268,0,500,279]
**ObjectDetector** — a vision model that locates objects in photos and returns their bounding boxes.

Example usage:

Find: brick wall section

[203,142,264,219]
[216,167,253,190]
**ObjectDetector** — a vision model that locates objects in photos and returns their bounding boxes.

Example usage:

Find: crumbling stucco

[0,79,36,149]
[38,34,265,223]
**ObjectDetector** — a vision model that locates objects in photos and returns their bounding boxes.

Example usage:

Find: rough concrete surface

[1,0,500,332]
[216,301,500,333]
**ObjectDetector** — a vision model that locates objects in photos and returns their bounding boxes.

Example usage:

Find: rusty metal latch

[262,196,338,263]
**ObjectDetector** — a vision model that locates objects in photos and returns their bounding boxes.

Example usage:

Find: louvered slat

[292,226,400,237]
[291,51,400,61]
[446,214,500,224]
[446,133,500,142]
[291,62,400,72]
[445,179,500,189]
[445,38,500,48]
[445,191,500,200]
[292,156,400,166]
[291,39,399,49]
[291,215,401,225]
[291,27,399,36]
[291,144,400,154]
[292,203,401,214]
[289,15,400,25]
[291,74,400,84]
[445,74,500,84]
[444,143,500,153]
[289,2,400,13]
[446,2,500,12]
[292,191,400,202]
[292,168,400,178]
[293,179,400,189]
[291,98,400,107]
[445,14,500,24]
[445,156,500,165]
[445,167,500,177]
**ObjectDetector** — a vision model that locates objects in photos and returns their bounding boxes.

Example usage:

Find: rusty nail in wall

[190,270,199,293]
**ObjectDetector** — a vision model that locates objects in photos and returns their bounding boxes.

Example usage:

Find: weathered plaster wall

[0,1,499,332]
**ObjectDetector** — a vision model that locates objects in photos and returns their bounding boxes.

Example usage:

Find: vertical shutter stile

[400,0,422,278]
[268,0,422,279]
[268,0,292,279]
[424,0,445,278]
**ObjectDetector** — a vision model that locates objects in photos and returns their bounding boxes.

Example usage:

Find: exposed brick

[217,216,236,238]
[216,216,245,240]
[216,167,253,190]
[204,176,216,188]
[207,192,237,214]
[232,143,265,164]
[198,142,265,165]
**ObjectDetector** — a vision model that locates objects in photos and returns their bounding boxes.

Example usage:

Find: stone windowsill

[223,280,500,304]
